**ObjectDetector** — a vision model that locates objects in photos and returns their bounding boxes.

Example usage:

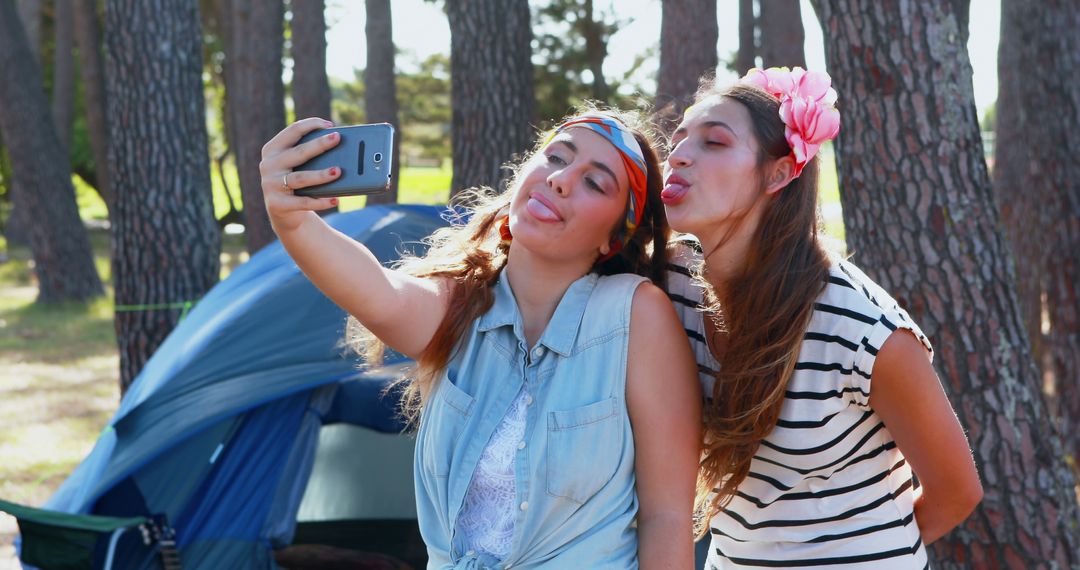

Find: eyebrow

[553,139,620,188]
[672,120,737,138]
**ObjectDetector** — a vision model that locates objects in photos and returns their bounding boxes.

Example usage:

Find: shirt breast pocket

[545,397,623,504]
[421,373,476,479]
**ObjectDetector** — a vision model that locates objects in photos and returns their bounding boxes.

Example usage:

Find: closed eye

[584,176,604,193]
[546,153,568,165]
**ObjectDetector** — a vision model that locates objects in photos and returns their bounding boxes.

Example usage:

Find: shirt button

[520,501,529,511]
[517,441,526,450]
[524,394,534,406]
[466,550,476,556]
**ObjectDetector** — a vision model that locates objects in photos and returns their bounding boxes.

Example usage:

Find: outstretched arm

[260,118,449,359]
[627,283,702,569]
[869,330,983,544]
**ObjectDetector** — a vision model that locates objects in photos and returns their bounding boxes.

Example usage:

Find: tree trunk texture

[758,0,805,69]
[582,0,609,102]
[446,0,535,196]
[363,0,400,204]
[995,0,1080,470]
[74,0,114,211]
[227,0,285,252]
[735,0,756,75]
[656,0,718,135]
[0,0,103,302]
[811,1,1080,566]
[51,0,76,154]
[17,0,42,64]
[6,0,45,247]
[105,0,221,391]
[290,0,331,122]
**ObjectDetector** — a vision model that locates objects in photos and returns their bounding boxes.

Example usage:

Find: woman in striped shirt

[660,68,983,569]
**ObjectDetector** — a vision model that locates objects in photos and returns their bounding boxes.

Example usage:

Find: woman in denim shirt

[260,108,701,569]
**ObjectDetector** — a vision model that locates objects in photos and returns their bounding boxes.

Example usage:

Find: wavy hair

[348,105,670,426]
[691,81,831,533]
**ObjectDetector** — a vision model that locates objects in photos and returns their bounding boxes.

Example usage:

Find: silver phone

[293,123,394,197]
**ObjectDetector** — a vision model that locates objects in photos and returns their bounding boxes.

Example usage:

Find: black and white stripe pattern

[665,241,934,569]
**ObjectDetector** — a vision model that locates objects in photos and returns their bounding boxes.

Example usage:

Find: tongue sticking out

[661,183,689,205]
[526,198,562,222]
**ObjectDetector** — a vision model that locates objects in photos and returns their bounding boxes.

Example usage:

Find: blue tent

[15,205,448,569]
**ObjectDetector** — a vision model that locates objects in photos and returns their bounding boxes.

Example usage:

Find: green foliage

[331,53,452,162]
[980,101,996,133]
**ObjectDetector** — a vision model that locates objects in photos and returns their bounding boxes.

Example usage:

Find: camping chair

[0,499,180,570]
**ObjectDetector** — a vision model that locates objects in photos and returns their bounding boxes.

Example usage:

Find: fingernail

[329,167,339,176]
[330,198,339,206]
[328,132,339,141]
[324,120,334,128]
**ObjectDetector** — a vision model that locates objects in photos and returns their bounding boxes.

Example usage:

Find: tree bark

[290,0,331,122]
[735,0,756,75]
[656,0,718,135]
[363,0,400,204]
[227,0,285,252]
[0,0,103,303]
[581,0,609,102]
[811,1,1080,566]
[994,0,1080,468]
[74,0,113,211]
[51,0,76,154]
[17,0,42,64]
[105,0,221,391]
[446,0,535,196]
[758,0,805,69]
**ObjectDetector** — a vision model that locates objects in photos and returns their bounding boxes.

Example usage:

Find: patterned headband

[546,114,648,259]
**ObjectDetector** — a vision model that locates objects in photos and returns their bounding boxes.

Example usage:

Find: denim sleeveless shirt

[414,271,646,570]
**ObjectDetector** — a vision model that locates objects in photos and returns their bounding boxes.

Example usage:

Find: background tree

[363,0,400,204]
[734,0,756,74]
[811,0,1080,566]
[532,0,627,125]
[226,0,285,252]
[758,0,805,68]
[51,0,76,154]
[656,0,718,134]
[5,0,45,246]
[0,0,103,303]
[105,0,221,391]
[74,0,113,211]
[994,0,1080,466]
[446,0,535,196]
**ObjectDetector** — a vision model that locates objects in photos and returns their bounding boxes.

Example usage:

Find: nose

[667,140,692,169]
[547,168,571,196]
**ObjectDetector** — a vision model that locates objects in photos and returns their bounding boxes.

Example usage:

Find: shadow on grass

[0,297,116,364]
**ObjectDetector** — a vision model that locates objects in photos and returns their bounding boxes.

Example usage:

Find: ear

[763,155,796,195]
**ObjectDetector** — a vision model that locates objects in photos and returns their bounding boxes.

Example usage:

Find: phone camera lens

[373,153,383,163]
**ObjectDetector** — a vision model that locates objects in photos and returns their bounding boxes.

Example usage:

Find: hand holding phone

[293,123,394,198]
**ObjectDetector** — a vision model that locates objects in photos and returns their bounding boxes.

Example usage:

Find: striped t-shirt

[666,240,934,570]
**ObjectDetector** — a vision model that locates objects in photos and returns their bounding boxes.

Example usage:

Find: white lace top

[455,387,529,560]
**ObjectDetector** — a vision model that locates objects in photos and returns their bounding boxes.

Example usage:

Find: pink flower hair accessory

[742,66,841,178]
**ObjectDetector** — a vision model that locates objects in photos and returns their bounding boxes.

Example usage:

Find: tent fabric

[13,205,448,569]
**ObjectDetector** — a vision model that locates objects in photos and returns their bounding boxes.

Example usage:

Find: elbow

[960,478,984,517]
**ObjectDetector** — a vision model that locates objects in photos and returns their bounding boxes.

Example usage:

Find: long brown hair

[348,105,670,426]
[692,81,831,530]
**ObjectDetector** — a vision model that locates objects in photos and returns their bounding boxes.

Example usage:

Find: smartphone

[293,123,394,197]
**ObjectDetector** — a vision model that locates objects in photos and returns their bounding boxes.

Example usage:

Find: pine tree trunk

[656,0,718,135]
[446,0,535,196]
[995,0,1080,468]
[17,0,41,64]
[811,1,1080,566]
[52,0,76,154]
[758,0,805,69]
[74,0,113,211]
[0,0,103,303]
[363,0,400,204]
[227,0,285,252]
[290,0,331,122]
[735,0,756,75]
[582,0,609,102]
[105,0,221,392]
